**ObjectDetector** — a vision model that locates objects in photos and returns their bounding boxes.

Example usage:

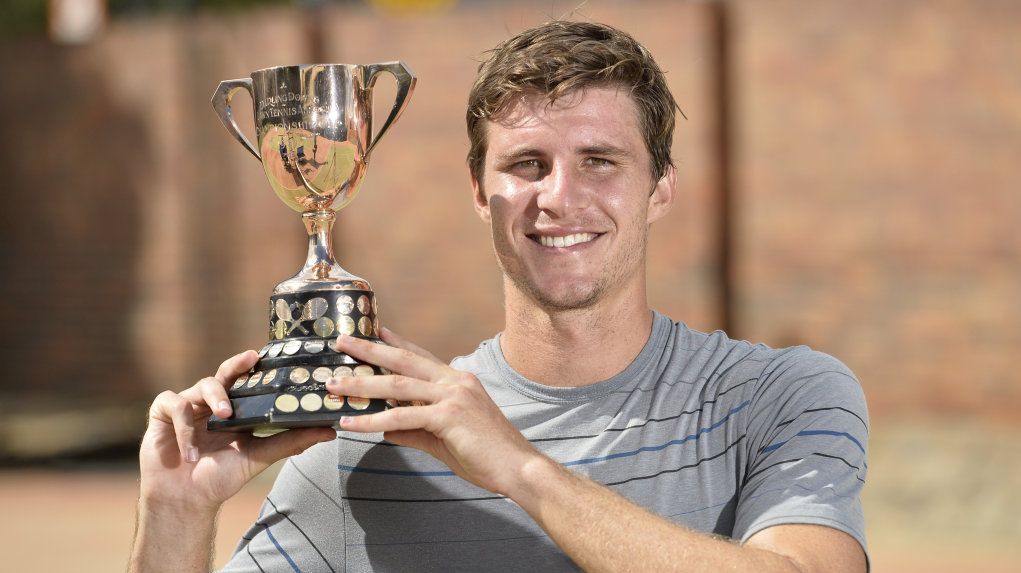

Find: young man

[130,21,868,572]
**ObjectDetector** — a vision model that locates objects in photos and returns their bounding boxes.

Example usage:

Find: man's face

[472,85,675,311]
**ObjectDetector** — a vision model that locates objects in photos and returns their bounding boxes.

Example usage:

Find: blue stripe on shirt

[264,524,303,573]
[337,400,752,477]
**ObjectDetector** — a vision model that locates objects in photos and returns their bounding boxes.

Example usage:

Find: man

[130,21,868,572]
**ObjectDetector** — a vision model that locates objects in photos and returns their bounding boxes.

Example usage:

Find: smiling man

[130,21,869,573]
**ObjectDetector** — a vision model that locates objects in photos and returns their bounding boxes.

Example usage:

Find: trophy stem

[273,211,368,294]
[301,211,340,279]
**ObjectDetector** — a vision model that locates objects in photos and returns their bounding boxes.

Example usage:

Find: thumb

[247,427,337,474]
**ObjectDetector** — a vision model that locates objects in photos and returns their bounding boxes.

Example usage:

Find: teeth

[538,233,596,248]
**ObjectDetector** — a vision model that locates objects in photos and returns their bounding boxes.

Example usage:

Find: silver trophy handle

[363,61,417,157]
[211,78,261,161]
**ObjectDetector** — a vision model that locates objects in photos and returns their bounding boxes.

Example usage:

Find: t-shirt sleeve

[733,347,869,558]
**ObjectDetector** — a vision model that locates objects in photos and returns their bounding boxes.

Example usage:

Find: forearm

[127,498,220,573]
[509,456,805,573]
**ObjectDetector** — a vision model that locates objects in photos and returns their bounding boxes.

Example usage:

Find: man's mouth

[531,232,599,248]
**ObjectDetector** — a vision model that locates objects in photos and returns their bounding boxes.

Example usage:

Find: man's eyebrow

[493,148,543,163]
[578,144,630,157]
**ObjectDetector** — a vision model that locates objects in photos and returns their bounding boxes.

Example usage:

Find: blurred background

[0,0,1018,570]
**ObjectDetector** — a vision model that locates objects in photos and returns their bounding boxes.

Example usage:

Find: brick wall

[0,0,1017,440]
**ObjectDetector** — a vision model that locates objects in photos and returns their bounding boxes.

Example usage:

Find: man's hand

[140,349,336,509]
[130,350,336,573]
[330,329,544,497]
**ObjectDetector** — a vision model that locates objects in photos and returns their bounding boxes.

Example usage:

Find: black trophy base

[207,388,388,436]
[208,287,390,436]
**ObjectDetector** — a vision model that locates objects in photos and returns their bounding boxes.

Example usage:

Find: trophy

[206,63,415,435]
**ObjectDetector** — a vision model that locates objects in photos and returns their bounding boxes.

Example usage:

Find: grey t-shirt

[221,312,868,572]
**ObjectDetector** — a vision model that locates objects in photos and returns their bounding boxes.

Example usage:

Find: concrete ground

[1,419,1018,572]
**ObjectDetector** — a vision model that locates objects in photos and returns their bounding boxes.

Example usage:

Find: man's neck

[499,282,654,388]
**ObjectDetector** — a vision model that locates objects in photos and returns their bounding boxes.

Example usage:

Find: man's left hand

[329,329,543,497]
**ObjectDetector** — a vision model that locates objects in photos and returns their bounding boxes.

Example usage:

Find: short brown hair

[466,20,679,182]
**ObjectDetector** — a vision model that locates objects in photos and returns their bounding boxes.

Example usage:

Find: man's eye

[585,157,613,167]
[508,159,544,175]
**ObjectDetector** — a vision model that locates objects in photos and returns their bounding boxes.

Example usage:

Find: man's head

[466,20,678,183]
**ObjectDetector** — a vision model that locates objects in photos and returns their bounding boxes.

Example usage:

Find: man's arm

[332,332,866,573]
[511,453,865,573]
[128,351,335,573]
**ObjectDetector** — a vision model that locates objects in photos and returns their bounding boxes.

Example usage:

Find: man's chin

[522,282,602,312]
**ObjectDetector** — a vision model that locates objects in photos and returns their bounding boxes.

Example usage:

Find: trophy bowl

[206,62,415,435]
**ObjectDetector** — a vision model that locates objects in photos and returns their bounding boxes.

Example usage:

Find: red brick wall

[0,0,1017,431]
[733,0,1021,421]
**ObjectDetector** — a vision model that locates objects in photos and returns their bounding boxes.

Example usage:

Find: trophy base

[207,388,388,434]
[208,287,389,435]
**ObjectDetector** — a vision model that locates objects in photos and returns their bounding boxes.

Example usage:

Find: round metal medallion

[313,316,335,337]
[337,315,355,336]
[289,367,311,384]
[300,393,324,412]
[358,316,372,336]
[336,295,355,315]
[275,394,299,413]
[347,396,370,410]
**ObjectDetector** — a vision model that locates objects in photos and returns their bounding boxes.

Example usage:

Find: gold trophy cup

[207,63,415,435]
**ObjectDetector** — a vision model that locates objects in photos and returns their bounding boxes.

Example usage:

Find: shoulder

[739,344,869,466]
[752,346,866,419]
[654,314,867,436]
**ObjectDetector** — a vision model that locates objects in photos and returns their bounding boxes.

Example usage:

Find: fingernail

[338,416,349,427]
[186,446,199,463]
[217,400,231,415]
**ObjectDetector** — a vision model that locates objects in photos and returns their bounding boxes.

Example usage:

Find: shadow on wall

[0,38,150,459]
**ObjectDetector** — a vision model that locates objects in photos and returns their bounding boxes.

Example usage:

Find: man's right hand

[130,350,336,573]
[139,349,336,511]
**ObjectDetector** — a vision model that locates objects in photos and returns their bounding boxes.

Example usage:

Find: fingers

[327,374,445,403]
[335,334,448,381]
[149,350,257,462]
[150,390,201,463]
[339,404,434,434]
[179,350,257,419]
[198,377,233,419]
[215,350,259,383]
[382,429,437,452]
[378,326,443,363]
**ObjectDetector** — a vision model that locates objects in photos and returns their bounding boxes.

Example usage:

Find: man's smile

[527,232,601,249]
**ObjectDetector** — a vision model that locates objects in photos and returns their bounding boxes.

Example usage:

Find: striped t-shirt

[221,311,868,572]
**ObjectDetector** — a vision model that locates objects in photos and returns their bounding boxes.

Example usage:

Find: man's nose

[535,162,589,216]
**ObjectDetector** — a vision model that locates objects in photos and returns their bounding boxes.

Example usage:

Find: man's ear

[647,164,676,224]
[472,172,491,223]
